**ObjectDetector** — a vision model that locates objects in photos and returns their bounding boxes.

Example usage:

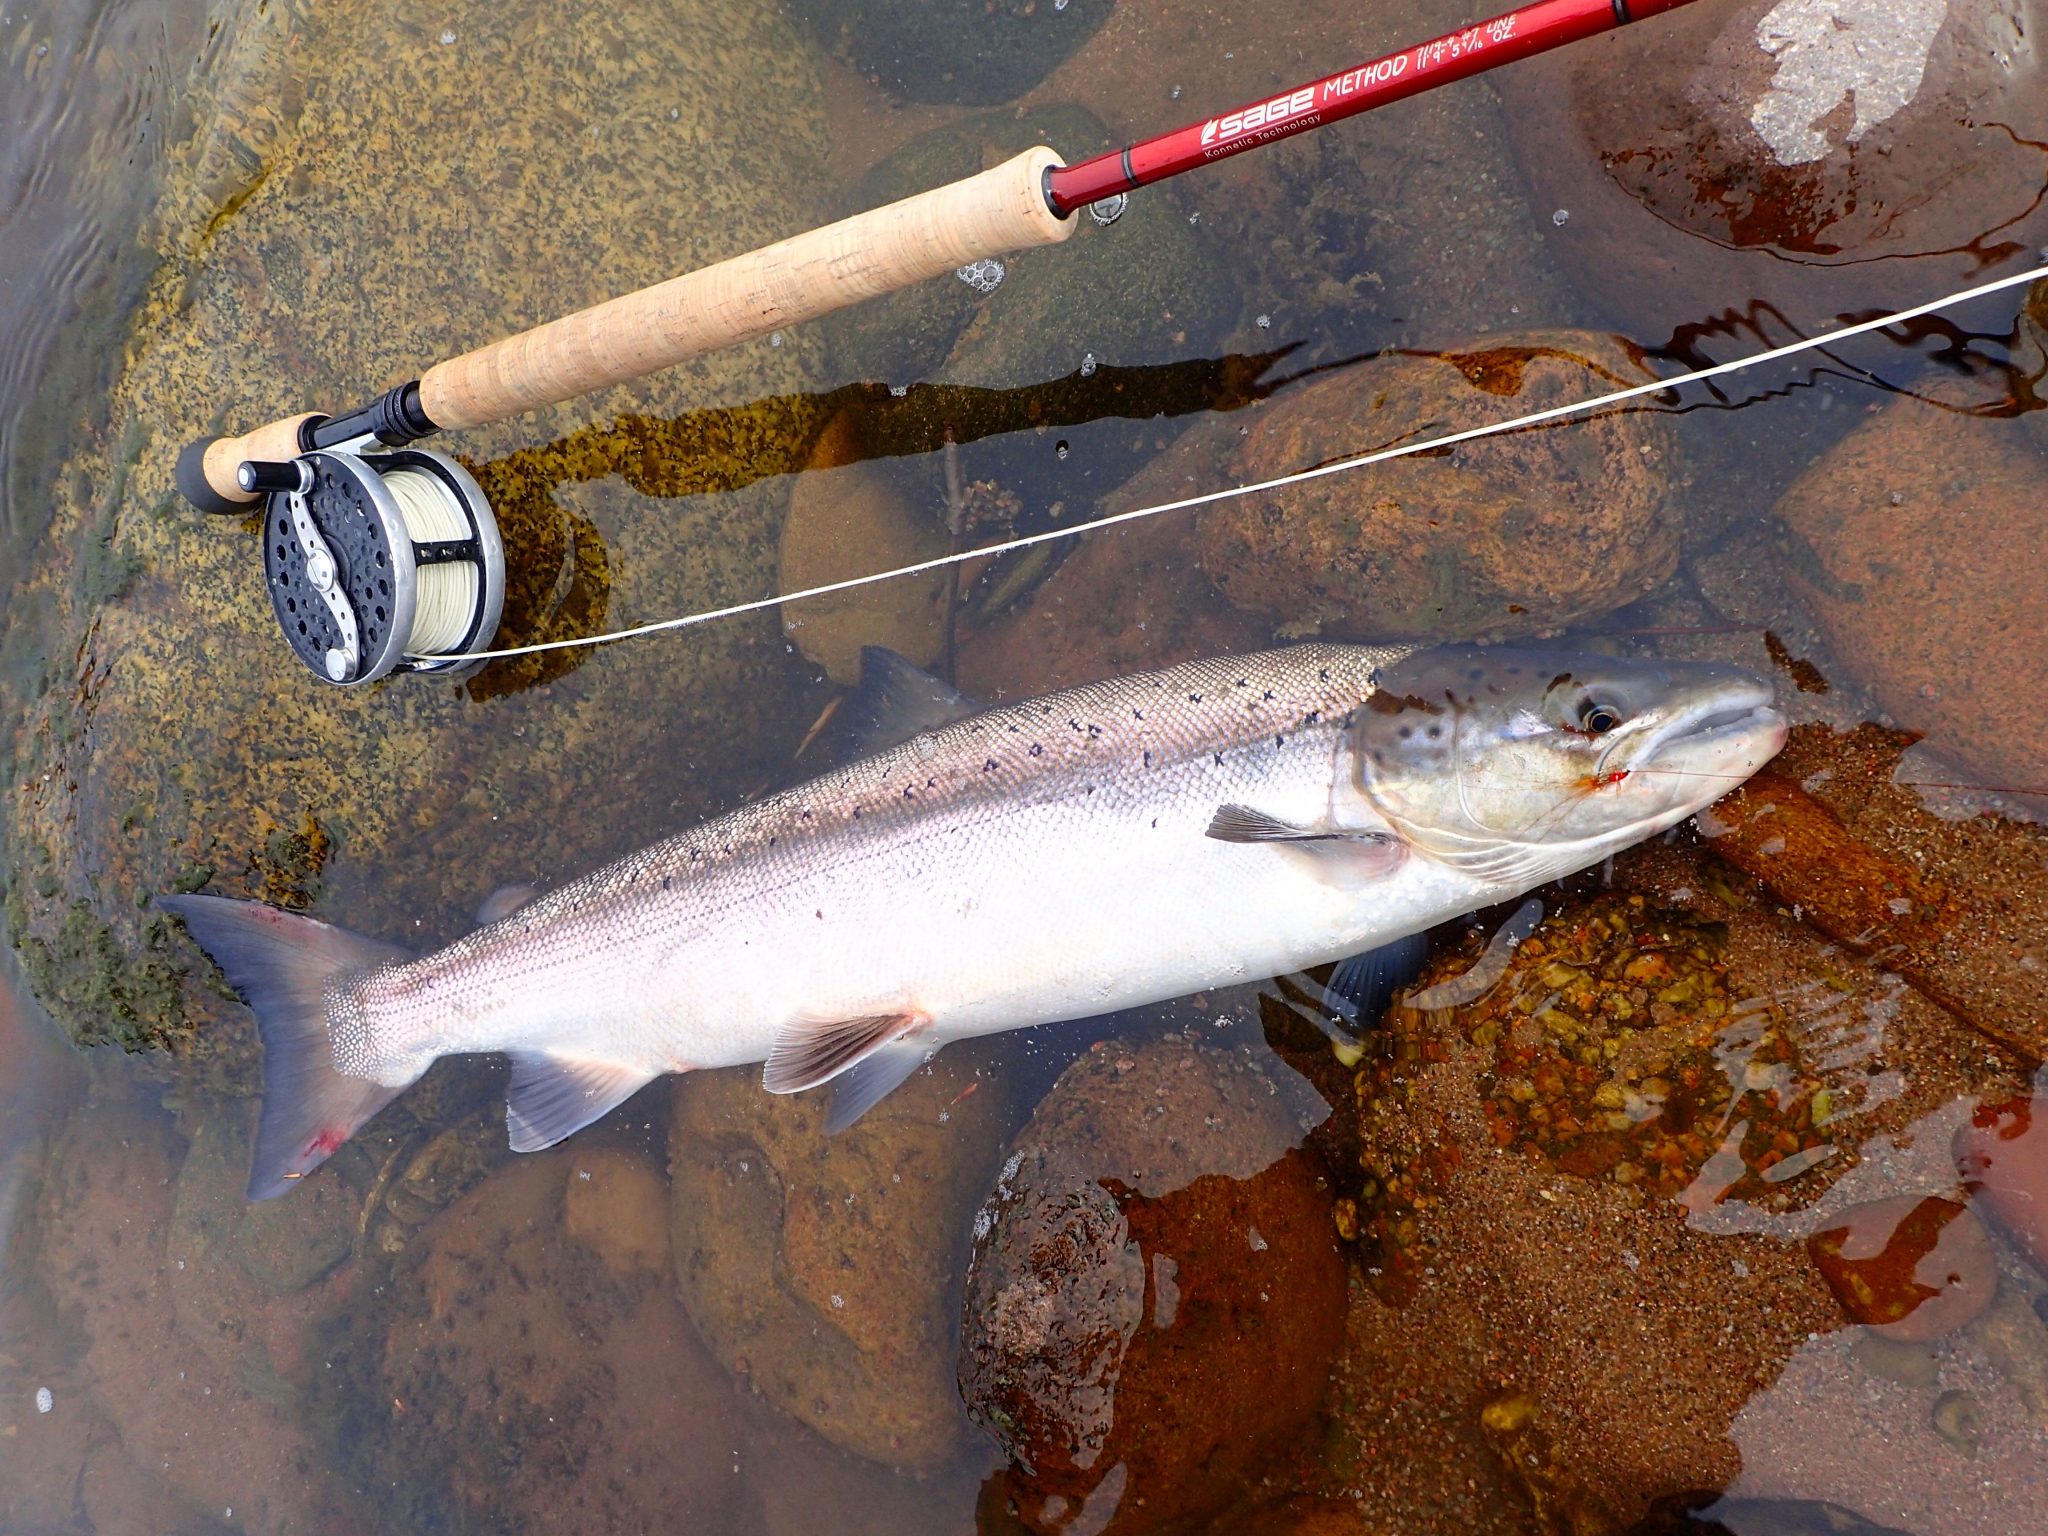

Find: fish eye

[1578,699,1624,735]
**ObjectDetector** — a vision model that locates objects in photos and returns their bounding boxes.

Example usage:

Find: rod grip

[180,413,327,511]
[418,145,1073,431]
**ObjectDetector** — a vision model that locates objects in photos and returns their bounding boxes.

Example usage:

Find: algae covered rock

[1192,331,1681,640]
[2,0,840,1056]
[793,0,1113,106]
[667,1052,1016,1470]
[960,1035,1345,1535]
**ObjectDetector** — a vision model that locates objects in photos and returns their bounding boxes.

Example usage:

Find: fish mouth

[1628,680,1786,767]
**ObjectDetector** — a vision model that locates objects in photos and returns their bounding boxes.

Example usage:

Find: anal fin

[505,1052,658,1152]
[763,1011,927,1096]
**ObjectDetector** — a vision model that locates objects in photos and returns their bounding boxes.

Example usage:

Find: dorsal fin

[837,647,982,762]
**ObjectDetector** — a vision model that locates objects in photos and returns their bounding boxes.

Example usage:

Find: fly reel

[238,448,504,686]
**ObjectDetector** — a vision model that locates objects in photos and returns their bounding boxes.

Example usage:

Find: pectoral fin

[505,1052,657,1152]
[1206,804,1407,881]
[763,1011,928,1096]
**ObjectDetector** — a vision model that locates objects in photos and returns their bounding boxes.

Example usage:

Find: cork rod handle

[420,145,1073,429]
[183,147,1073,506]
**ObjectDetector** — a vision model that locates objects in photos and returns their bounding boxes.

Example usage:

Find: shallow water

[3,0,2047,1530]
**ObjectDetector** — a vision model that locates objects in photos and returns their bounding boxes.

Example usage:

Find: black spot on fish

[1275,735,1286,748]
[926,777,936,789]
[1306,711,1320,724]
[816,909,824,920]
[984,759,998,772]
[1190,692,1203,703]
[1237,677,1249,688]
[1319,668,1330,681]
[1070,718,1081,731]
[903,787,916,799]
[1263,689,1274,701]
[1214,752,1225,766]
[1030,744,1044,757]
[800,809,812,820]
[1132,708,1143,719]
[662,876,673,891]
[1087,724,1101,738]
[1152,817,1158,829]
[1143,750,1153,767]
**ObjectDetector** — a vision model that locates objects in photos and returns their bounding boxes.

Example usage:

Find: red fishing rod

[179,0,1703,687]
[1048,0,1693,215]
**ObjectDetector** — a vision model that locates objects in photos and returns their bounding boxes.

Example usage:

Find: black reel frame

[253,446,504,687]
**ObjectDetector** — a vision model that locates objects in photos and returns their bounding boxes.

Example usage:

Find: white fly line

[413,260,2048,668]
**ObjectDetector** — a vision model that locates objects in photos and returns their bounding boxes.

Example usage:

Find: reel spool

[245,448,504,686]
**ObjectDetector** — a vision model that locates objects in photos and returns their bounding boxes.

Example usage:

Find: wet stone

[790,0,1112,106]
[1499,0,2048,336]
[1806,1194,1997,1342]
[333,1153,740,1533]
[959,1035,1346,1535]
[1192,332,1680,641]
[1955,1092,2048,1276]
[1772,383,2048,800]
[667,1052,1015,1470]
[778,407,951,685]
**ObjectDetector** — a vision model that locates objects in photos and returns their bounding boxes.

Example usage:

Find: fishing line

[413,261,2048,669]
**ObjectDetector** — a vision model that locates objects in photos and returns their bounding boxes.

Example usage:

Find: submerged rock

[1771,385,2048,800]
[1806,1194,1996,1341]
[340,1153,740,1532]
[1499,0,2048,336]
[792,0,1112,106]
[2,0,838,1056]
[778,408,952,684]
[667,1053,1015,1470]
[960,1036,1345,1535]
[1192,332,1680,641]
[1956,1093,2048,1276]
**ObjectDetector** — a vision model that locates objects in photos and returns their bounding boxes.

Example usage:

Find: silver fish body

[165,640,1786,1198]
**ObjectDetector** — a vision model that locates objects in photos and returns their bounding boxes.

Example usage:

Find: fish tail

[162,894,416,1200]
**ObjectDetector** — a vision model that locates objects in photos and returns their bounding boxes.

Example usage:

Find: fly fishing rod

[177,0,1699,685]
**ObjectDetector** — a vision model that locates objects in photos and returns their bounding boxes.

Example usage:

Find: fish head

[1351,645,1787,886]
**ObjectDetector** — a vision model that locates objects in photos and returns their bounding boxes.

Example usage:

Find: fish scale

[163,639,1785,1199]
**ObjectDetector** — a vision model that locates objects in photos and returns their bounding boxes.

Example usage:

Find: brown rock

[562,1147,671,1276]
[1697,725,2048,1057]
[668,1051,1015,1470]
[1955,1092,2048,1275]
[954,415,1270,702]
[1807,1195,1997,1341]
[34,1086,356,1532]
[779,408,951,685]
[1772,379,2048,797]
[1500,0,2048,337]
[1191,333,1679,641]
[361,1154,739,1532]
[960,1036,1345,1535]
